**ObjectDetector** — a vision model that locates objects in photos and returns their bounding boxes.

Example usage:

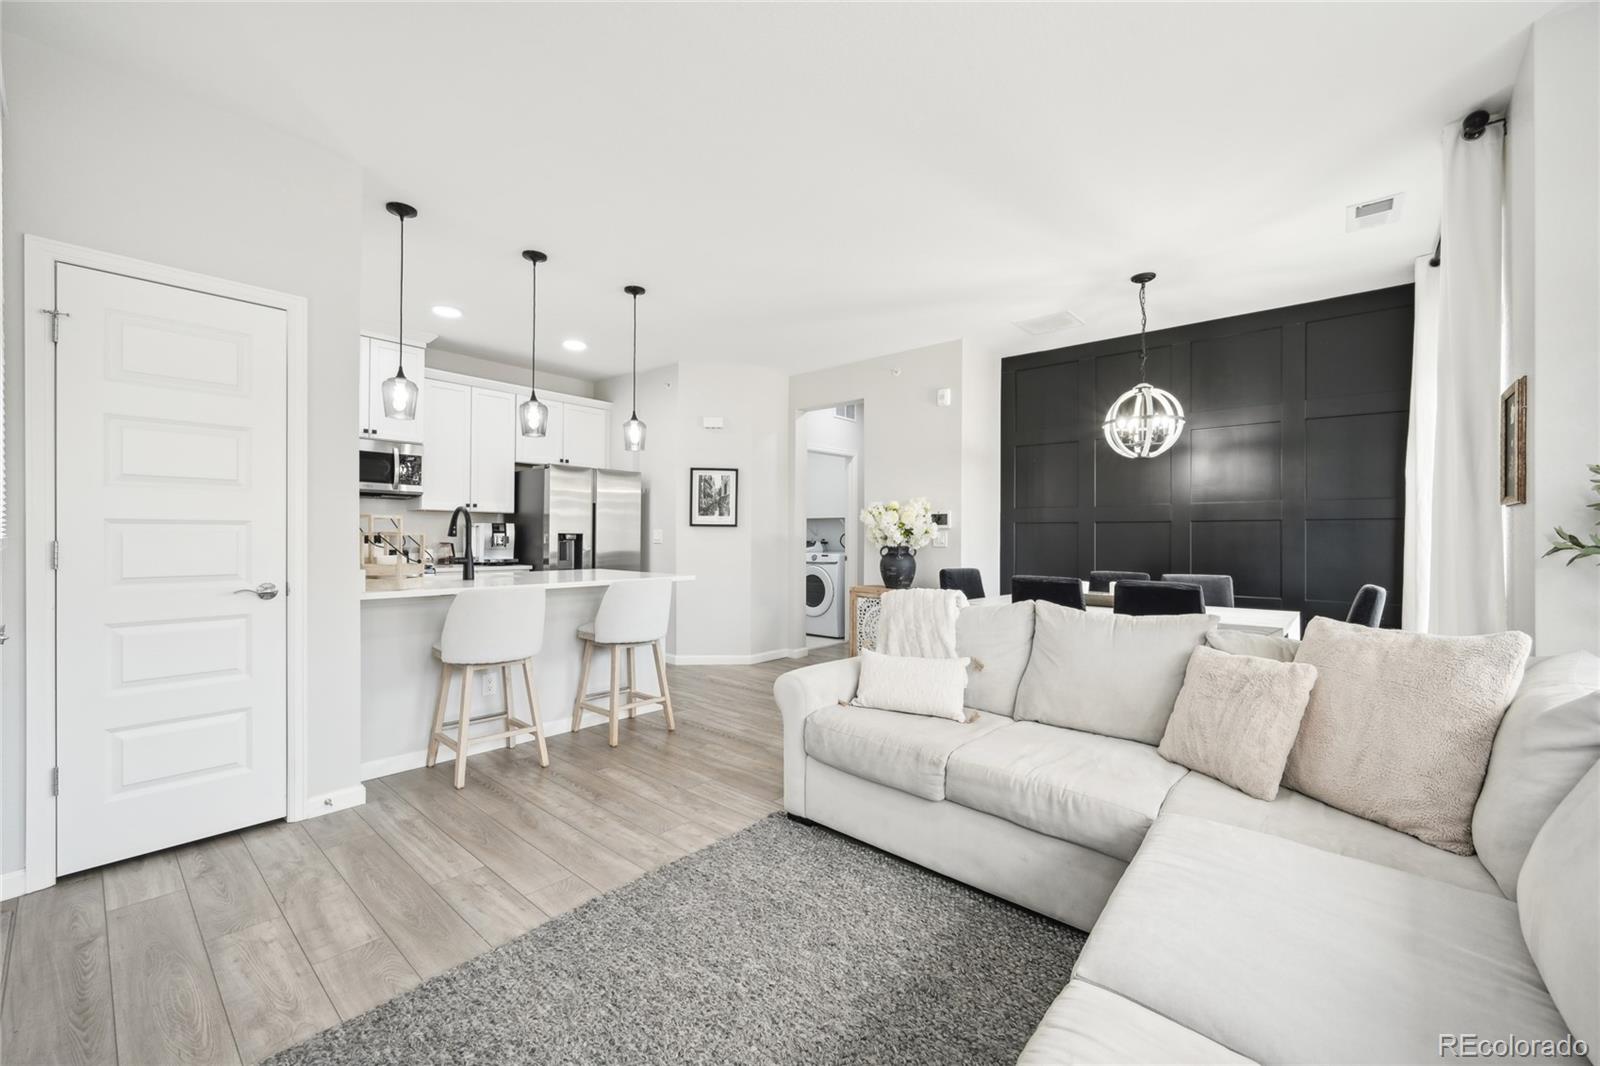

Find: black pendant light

[622,285,647,452]
[380,201,421,420]
[1101,272,1186,459]
[518,250,549,437]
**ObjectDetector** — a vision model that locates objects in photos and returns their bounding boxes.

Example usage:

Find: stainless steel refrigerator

[513,465,642,570]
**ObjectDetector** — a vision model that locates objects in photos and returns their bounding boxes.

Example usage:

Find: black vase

[879,546,916,589]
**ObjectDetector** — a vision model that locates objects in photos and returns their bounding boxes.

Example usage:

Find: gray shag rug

[268,814,1084,1065]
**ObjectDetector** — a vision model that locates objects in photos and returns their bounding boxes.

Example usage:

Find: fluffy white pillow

[956,599,1036,716]
[1284,616,1532,855]
[1014,603,1216,744]
[851,649,972,722]
[1159,646,1318,800]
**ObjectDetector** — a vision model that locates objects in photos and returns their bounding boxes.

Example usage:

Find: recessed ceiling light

[562,338,588,352]
[431,305,463,319]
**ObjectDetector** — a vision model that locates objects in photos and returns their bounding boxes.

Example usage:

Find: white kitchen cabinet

[561,404,609,469]
[469,387,517,513]
[420,378,472,510]
[357,337,426,444]
[513,399,566,465]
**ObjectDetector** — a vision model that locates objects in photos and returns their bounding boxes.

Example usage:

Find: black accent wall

[1000,285,1412,627]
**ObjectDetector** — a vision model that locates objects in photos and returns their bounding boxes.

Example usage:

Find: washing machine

[804,551,847,638]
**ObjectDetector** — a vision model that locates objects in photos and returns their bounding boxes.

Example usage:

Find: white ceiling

[8,2,1551,380]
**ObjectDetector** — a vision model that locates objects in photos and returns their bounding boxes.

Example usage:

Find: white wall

[1,33,367,876]
[1505,3,1600,656]
[960,345,1003,598]
[792,340,967,603]
[425,346,594,398]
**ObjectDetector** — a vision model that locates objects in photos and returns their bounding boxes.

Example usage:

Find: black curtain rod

[1429,236,1441,269]
[1429,109,1506,269]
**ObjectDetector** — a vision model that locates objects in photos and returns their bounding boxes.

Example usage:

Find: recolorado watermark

[1440,1034,1588,1058]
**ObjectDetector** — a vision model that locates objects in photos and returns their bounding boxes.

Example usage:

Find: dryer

[804,551,846,638]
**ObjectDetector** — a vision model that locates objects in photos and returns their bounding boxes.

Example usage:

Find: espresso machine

[468,520,519,566]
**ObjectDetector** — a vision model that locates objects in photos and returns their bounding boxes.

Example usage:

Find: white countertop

[362,568,694,602]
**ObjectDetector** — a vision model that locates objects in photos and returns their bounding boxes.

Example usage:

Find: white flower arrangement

[861,498,939,551]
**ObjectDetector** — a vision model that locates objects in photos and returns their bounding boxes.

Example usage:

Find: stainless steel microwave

[359,438,424,498]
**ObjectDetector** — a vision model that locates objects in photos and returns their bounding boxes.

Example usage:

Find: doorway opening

[798,402,863,649]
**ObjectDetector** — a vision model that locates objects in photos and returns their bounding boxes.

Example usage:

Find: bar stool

[571,579,675,747]
[426,586,549,789]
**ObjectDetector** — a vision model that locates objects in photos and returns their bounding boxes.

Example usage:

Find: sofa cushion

[1014,603,1216,744]
[1158,646,1317,800]
[1284,616,1532,855]
[1162,773,1499,895]
[1074,815,1583,1065]
[1517,761,1599,1058]
[1205,628,1300,662]
[955,599,1035,716]
[1018,980,1254,1066]
[1474,651,1600,896]
[945,721,1187,861]
[802,704,1011,801]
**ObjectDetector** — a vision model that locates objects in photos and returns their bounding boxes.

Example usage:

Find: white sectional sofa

[773,606,1599,1064]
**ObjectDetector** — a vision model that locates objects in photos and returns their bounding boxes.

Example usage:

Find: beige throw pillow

[1284,617,1532,855]
[1159,646,1317,800]
[1013,603,1216,744]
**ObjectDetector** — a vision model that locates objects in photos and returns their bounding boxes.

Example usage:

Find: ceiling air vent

[1013,309,1085,335]
[1346,193,1405,232]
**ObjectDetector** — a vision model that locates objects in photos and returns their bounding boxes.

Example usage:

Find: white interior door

[55,263,289,875]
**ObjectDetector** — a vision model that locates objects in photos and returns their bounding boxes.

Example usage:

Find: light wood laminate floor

[0,646,845,1066]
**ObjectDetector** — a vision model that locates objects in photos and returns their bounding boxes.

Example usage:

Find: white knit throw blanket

[879,588,966,658]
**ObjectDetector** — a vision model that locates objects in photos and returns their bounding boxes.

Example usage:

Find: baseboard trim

[666,647,809,666]
[359,705,660,783]
[297,784,368,821]
[1,869,26,901]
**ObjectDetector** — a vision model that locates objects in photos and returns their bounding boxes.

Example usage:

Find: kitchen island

[361,568,693,779]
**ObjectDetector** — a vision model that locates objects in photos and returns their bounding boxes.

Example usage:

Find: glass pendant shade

[518,396,549,438]
[381,368,420,420]
[623,413,646,452]
[1103,382,1185,458]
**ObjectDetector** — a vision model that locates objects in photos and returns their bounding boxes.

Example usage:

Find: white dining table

[987,595,1302,639]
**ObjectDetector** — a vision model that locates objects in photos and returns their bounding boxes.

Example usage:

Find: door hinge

[51,767,60,796]
[40,308,70,344]
[51,540,61,570]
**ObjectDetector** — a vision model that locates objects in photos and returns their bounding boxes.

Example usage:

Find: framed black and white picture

[690,467,739,526]
[1500,376,1527,505]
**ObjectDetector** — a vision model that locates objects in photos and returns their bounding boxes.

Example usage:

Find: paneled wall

[1000,285,1412,626]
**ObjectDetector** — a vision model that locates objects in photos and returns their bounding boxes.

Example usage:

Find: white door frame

[22,236,312,893]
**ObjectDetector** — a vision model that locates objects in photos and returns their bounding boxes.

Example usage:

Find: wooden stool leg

[502,664,516,749]
[521,658,548,768]
[455,665,475,789]
[607,645,621,747]
[627,646,638,719]
[653,639,676,732]
[571,638,594,733]
[426,664,452,767]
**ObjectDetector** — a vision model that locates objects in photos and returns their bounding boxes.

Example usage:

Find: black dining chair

[1346,584,1388,628]
[1088,570,1150,593]
[1114,579,1206,616]
[939,568,986,601]
[1011,575,1086,611]
[1162,573,1235,609]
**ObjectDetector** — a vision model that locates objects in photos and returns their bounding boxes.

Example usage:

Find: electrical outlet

[481,672,498,698]
[933,531,950,548]
[652,529,664,544]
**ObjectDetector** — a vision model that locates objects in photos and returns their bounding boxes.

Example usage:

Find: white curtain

[1404,123,1506,634]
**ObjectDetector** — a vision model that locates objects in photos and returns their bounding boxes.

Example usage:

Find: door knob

[235,582,280,600]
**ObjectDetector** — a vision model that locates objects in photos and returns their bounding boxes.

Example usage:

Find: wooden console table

[847,585,888,656]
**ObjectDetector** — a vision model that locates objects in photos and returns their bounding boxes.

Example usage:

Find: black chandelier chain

[1138,279,1149,378]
